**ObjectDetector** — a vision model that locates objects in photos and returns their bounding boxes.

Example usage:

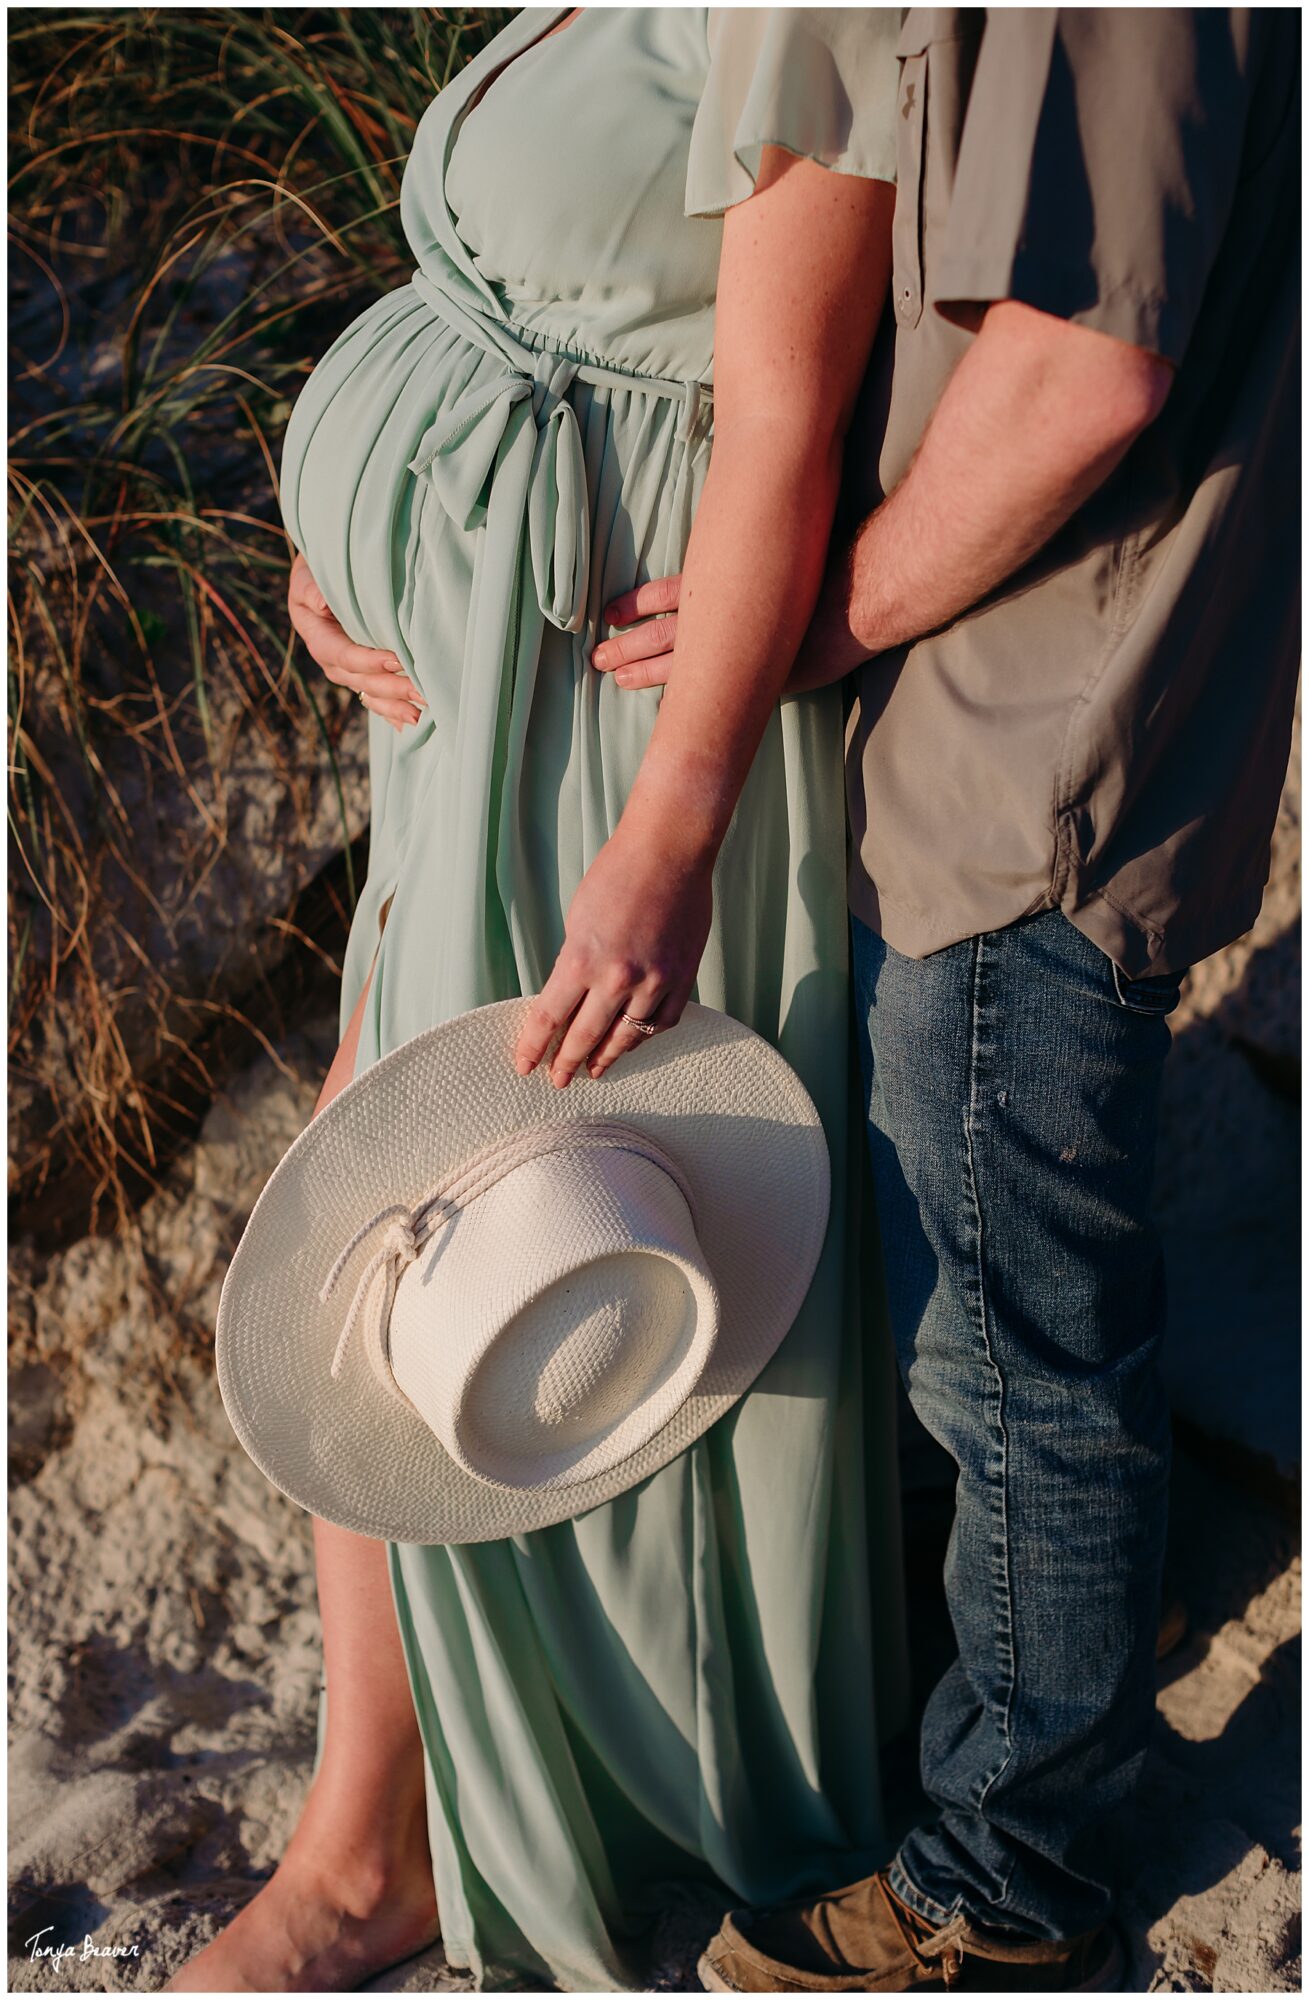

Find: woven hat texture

[215,999,829,1544]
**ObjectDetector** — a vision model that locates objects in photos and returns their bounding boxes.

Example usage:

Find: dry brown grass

[8,9,506,1240]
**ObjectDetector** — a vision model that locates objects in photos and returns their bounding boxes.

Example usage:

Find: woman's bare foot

[165,1776,439,1993]
[170,989,439,1994]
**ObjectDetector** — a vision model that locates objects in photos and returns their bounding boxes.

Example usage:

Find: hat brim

[215,1000,829,1544]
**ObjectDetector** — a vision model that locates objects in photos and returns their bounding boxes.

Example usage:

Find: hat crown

[387,1138,721,1490]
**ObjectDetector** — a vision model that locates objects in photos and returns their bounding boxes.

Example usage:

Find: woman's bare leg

[169,963,440,1992]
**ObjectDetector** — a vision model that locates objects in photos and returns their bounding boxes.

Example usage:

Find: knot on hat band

[319,1120,696,1402]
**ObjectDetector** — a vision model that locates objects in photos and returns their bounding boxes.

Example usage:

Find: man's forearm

[789,301,1173,692]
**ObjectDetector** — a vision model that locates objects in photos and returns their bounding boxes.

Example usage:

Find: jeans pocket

[1110,960,1188,1017]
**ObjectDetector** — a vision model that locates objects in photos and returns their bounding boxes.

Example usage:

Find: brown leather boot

[697,1870,1124,1992]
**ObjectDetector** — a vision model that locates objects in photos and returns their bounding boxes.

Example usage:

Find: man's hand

[591,575,683,690]
[288,553,426,732]
[593,563,862,698]
[594,302,1174,700]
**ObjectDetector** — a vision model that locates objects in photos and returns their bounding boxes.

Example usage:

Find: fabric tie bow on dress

[407,263,709,640]
[394,263,711,1008]
[409,347,591,633]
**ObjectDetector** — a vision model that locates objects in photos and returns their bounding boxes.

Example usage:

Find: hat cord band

[320,1120,696,1401]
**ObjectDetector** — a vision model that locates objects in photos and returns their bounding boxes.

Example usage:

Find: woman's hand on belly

[288,554,426,732]
[513,825,714,1090]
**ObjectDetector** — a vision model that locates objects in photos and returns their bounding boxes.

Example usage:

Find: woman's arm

[514,148,894,1084]
[594,303,1173,694]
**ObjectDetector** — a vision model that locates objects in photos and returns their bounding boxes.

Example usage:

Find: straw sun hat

[215,998,829,1544]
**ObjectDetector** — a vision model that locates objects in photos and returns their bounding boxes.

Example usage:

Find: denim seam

[960,931,1019,1912]
[888,1855,962,1930]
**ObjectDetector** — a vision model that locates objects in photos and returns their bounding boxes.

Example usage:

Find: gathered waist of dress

[410,266,712,443]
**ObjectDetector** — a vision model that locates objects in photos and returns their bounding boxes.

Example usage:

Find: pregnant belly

[279,282,494,655]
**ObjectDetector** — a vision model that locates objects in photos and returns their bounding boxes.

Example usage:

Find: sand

[8,1006,1301,1994]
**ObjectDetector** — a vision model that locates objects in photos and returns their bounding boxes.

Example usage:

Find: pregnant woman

[172,10,906,1992]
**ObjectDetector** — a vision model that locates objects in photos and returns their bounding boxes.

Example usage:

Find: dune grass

[8,9,506,1233]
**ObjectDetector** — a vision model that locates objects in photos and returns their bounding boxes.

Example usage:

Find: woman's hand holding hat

[514,818,714,1088]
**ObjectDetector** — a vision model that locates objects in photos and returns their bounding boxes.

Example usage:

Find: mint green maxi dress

[279,9,907,1990]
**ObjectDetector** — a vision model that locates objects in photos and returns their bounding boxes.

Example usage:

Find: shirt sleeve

[685,8,900,219]
[930,9,1267,366]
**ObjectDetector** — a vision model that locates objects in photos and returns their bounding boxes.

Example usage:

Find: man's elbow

[1039,319,1175,457]
[982,299,1175,456]
[1101,347,1174,448]
[1057,349,1173,497]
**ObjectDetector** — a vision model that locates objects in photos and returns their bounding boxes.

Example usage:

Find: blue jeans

[852,909,1181,1942]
